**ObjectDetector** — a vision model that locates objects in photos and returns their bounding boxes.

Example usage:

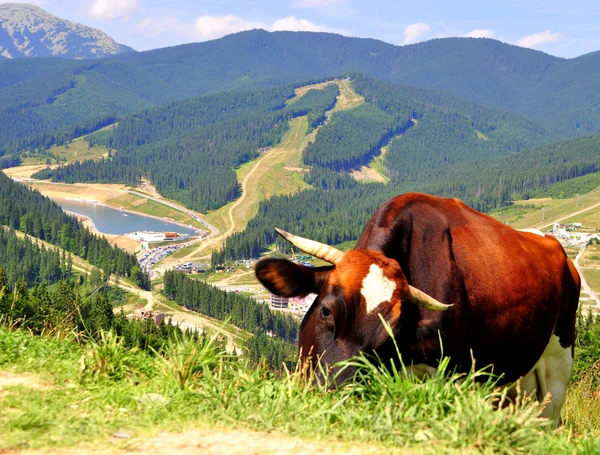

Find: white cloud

[516,30,563,48]
[290,0,349,7]
[465,29,494,38]
[136,14,338,41]
[87,0,140,20]
[403,22,430,45]
[137,16,180,38]
[193,15,266,40]
[272,16,331,32]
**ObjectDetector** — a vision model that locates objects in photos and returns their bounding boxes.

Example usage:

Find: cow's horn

[407,285,453,311]
[275,228,344,264]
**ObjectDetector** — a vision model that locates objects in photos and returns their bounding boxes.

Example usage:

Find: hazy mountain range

[0,3,133,59]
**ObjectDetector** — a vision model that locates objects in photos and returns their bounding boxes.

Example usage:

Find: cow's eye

[320,306,331,319]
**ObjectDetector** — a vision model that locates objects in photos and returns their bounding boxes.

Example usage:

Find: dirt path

[574,247,600,312]
[336,79,364,111]
[9,428,395,455]
[180,113,307,260]
[176,78,364,263]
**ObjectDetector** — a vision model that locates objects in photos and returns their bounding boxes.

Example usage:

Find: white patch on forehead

[361,264,396,313]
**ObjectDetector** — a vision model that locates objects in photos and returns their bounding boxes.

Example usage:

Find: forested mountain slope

[1,30,600,155]
[304,75,556,173]
[33,83,339,211]
[35,77,554,214]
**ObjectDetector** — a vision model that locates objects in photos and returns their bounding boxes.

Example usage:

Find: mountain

[0,3,133,59]
[107,30,600,137]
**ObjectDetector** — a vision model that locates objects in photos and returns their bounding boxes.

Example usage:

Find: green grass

[489,204,539,226]
[104,193,204,230]
[562,207,600,231]
[20,155,50,165]
[167,243,200,260]
[48,138,109,164]
[581,245,600,268]
[488,183,600,230]
[0,328,598,453]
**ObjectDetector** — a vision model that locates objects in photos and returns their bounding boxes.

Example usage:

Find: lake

[56,199,200,237]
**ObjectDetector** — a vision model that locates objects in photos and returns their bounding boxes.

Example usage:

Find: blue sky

[11,0,600,57]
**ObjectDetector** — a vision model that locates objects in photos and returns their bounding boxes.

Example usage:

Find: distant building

[270,294,289,309]
[133,307,165,327]
[289,293,317,312]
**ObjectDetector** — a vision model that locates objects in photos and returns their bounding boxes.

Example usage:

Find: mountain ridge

[1,28,599,155]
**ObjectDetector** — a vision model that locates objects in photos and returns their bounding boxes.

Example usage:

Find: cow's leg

[538,335,573,427]
[513,365,539,402]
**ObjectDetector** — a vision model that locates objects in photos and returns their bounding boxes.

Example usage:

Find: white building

[128,231,179,242]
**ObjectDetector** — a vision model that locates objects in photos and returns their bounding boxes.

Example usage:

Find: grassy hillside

[1,324,599,453]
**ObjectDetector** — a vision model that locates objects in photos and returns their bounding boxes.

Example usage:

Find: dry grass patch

[0,371,46,392]
[582,269,600,295]
[49,140,109,165]
[581,245,600,268]
[26,182,129,203]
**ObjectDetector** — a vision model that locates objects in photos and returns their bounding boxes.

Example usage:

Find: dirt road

[574,247,600,312]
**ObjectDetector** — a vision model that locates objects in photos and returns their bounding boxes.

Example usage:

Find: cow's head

[255,228,452,383]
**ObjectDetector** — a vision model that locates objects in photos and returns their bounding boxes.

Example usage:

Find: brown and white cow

[255,193,580,426]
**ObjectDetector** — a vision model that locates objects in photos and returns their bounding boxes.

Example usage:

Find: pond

[56,199,199,237]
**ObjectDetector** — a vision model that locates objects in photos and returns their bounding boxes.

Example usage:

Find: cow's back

[356,193,580,381]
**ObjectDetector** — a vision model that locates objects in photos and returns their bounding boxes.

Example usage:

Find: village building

[132,307,165,327]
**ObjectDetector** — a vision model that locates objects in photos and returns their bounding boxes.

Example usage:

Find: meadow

[1,312,599,454]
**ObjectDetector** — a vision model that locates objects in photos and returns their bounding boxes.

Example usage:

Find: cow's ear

[255,258,331,297]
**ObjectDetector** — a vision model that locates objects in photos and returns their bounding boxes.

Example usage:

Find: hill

[0,170,146,285]
[33,76,556,214]
[0,3,133,59]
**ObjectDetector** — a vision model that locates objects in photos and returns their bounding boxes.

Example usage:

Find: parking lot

[138,242,190,272]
